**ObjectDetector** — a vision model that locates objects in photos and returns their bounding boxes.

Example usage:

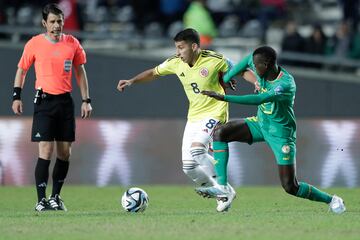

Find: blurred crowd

[0,0,359,68]
[0,0,290,42]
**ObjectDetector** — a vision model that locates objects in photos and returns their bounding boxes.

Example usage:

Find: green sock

[296,182,332,203]
[213,141,229,185]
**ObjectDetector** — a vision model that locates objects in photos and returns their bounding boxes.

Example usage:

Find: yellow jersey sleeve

[218,57,231,74]
[154,55,179,76]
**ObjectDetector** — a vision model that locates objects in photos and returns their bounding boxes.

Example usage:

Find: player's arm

[12,67,28,115]
[74,64,93,119]
[117,68,159,92]
[201,90,275,105]
[242,70,260,92]
[223,54,252,83]
[223,70,257,91]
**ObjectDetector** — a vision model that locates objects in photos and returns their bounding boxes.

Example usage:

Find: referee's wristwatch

[82,98,91,103]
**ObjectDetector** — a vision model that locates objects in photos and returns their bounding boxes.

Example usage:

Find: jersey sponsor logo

[281,145,290,154]
[64,60,72,72]
[200,68,209,77]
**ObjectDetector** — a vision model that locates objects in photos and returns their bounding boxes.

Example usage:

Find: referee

[11,3,92,212]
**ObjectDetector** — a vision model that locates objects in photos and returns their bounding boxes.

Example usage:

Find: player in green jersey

[196,46,346,214]
[117,28,257,212]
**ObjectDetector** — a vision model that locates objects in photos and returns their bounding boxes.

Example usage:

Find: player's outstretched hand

[201,90,225,101]
[117,80,133,92]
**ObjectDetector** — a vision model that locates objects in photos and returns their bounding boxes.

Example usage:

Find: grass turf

[0,186,359,240]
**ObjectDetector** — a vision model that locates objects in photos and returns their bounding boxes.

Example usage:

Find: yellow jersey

[154,50,230,123]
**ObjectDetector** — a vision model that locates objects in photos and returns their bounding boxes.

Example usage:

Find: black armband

[82,98,91,103]
[13,87,22,101]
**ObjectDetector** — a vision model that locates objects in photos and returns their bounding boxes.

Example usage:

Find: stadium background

[0,0,359,188]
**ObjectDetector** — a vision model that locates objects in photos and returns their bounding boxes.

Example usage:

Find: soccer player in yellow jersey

[117,28,256,212]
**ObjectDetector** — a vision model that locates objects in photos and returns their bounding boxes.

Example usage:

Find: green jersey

[223,54,297,139]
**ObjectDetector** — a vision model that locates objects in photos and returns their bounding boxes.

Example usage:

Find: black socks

[51,158,69,197]
[35,158,50,202]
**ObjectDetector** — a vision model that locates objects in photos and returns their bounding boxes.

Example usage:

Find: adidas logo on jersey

[180,72,185,77]
[35,132,41,138]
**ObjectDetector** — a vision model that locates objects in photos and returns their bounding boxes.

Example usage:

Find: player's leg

[189,118,224,186]
[32,99,57,211]
[278,164,345,213]
[272,140,345,213]
[34,141,55,211]
[48,141,71,211]
[52,141,71,197]
[212,119,254,186]
[49,95,74,211]
[196,118,259,212]
[278,164,332,202]
[189,142,217,185]
[182,120,217,187]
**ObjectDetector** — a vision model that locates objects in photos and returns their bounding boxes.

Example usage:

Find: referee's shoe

[34,198,56,212]
[48,194,67,211]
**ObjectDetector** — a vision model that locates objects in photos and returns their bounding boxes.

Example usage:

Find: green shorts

[245,116,296,165]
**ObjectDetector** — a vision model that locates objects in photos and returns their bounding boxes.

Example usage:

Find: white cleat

[329,195,346,214]
[195,183,236,212]
[216,184,236,212]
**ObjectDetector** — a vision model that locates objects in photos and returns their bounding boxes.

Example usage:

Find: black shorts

[31,92,75,142]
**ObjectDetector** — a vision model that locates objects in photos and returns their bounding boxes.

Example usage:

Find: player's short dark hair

[173,28,200,46]
[253,46,277,66]
[42,3,64,21]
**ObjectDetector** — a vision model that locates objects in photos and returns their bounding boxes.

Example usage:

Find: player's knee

[213,127,226,142]
[281,181,298,196]
[39,142,54,159]
[57,151,71,161]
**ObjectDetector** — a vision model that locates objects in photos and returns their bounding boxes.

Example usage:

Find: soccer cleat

[35,198,55,212]
[49,194,67,211]
[216,184,236,212]
[195,184,236,212]
[329,195,346,214]
[195,184,227,198]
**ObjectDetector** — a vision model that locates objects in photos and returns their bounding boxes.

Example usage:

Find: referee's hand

[12,100,23,115]
[81,102,92,119]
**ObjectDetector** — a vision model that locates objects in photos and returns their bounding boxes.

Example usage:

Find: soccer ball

[121,187,149,212]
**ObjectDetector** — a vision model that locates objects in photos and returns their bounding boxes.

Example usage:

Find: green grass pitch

[0,186,359,240]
